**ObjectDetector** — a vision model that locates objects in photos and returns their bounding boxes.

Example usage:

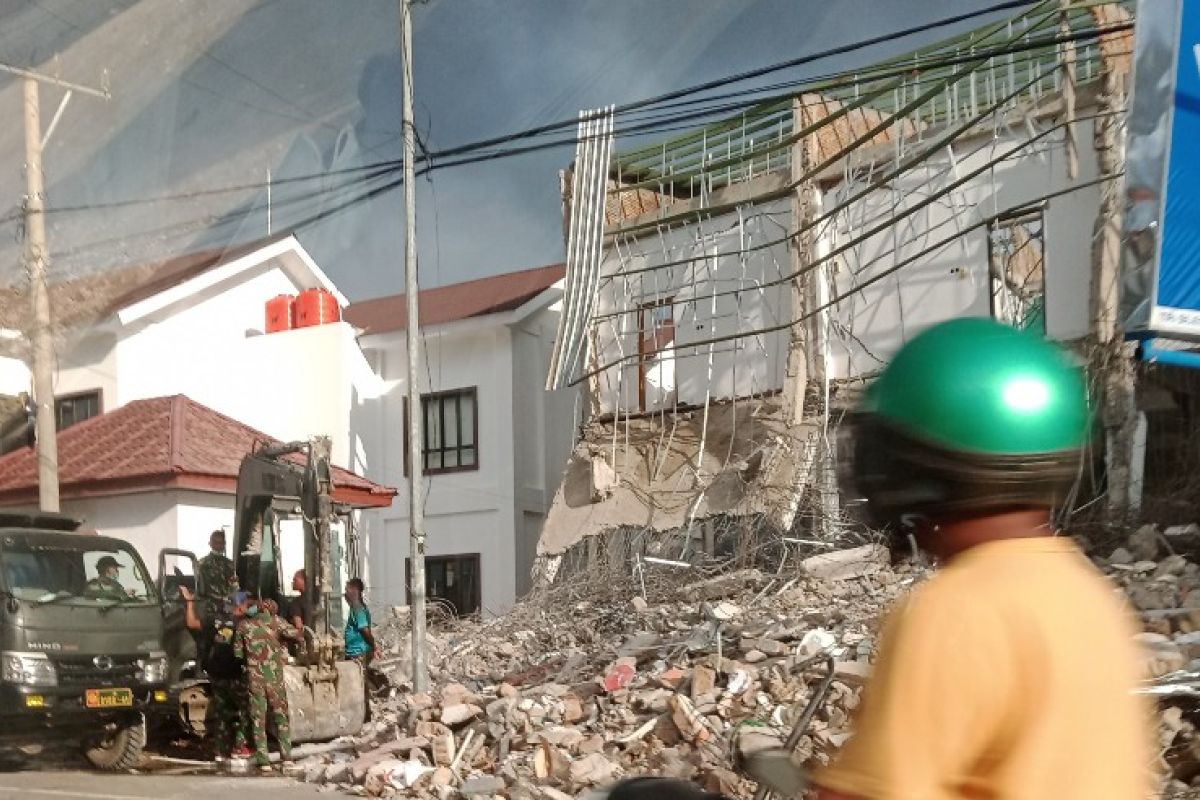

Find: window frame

[54,390,103,431]
[637,297,676,412]
[404,552,482,617]
[986,206,1047,335]
[403,387,479,476]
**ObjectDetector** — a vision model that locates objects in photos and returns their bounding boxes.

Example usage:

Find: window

[404,388,478,474]
[405,553,481,617]
[55,391,101,431]
[637,299,676,411]
[987,208,1046,334]
[0,534,153,604]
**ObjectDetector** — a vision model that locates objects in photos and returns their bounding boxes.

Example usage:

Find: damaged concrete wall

[590,115,1104,415]
[537,394,818,561]
[593,202,791,415]
[824,118,1103,378]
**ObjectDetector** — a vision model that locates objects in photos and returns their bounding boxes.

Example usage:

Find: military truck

[0,511,170,770]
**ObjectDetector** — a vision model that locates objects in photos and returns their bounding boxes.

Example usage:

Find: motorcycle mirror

[741,749,809,798]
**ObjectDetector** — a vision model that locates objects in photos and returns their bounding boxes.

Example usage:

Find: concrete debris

[293,545,911,797]
[1105,524,1200,792]
[799,544,889,581]
[293,535,1200,797]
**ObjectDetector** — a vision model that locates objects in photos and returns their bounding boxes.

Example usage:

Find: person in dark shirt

[286,569,312,633]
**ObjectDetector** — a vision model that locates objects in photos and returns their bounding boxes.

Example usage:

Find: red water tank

[294,288,341,328]
[265,294,295,333]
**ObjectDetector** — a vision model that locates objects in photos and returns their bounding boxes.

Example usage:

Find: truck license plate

[84,688,133,708]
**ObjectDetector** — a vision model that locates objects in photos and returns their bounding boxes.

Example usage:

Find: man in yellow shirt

[815,318,1153,799]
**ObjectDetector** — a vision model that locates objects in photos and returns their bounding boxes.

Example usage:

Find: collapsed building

[536,1,1142,581]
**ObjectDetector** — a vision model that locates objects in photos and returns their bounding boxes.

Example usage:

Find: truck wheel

[83,714,146,771]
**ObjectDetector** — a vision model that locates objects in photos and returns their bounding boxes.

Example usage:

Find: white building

[0,235,393,565]
[345,264,576,617]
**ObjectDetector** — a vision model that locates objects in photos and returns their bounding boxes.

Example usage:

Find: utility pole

[1088,48,1136,525]
[785,97,837,536]
[400,0,427,693]
[13,64,107,513]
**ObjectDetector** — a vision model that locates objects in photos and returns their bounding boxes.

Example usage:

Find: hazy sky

[0,0,1002,301]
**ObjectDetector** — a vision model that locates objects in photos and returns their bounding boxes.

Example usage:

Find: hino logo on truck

[92,656,114,670]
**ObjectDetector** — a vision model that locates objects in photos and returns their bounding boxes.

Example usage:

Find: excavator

[162,436,368,744]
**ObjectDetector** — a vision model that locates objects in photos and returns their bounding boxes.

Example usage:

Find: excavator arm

[232,436,336,640]
[230,435,366,741]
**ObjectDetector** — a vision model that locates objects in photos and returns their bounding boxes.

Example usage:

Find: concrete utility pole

[400,0,428,692]
[783,98,811,431]
[13,64,107,513]
[1088,53,1136,525]
[786,98,838,536]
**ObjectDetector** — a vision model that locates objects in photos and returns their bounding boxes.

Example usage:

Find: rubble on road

[295,527,1200,797]
[1105,523,1200,795]
[297,546,920,797]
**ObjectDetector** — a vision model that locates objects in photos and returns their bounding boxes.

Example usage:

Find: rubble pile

[1104,524,1200,796]
[286,530,1200,798]
[297,543,922,798]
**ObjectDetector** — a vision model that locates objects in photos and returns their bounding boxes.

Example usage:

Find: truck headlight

[1,652,57,687]
[137,653,168,684]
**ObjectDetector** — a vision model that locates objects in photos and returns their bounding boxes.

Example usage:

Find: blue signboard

[1124,0,1200,338]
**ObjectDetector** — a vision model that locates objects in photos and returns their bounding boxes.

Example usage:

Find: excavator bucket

[283,654,366,742]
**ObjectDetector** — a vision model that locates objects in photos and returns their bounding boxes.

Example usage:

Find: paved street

[0,771,333,800]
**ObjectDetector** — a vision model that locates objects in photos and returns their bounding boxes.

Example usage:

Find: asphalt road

[0,771,333,800]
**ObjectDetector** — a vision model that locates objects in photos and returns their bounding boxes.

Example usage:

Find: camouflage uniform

[234,610,291,765]
[82,575,126,601]
[206,618,248,757]
[197,552,236,671]
[198,552,237,618]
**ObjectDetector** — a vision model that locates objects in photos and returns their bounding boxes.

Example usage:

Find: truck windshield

[0,535,155,605]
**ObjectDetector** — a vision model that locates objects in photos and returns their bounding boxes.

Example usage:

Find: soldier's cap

[95,555,120,572]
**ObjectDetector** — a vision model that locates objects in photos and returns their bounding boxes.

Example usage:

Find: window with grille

[987,208,1046,334]
[55,391,101,431]
[404,388,478,474]
[404,553,481,617]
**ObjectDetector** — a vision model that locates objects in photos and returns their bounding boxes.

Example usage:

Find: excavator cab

[231,436,366,742]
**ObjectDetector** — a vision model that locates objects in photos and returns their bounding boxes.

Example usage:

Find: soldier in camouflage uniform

[83,556,129,601]
[179,586,248,759]
[233,593,293,769]
[198,529,237,617]
[197,530,237,671]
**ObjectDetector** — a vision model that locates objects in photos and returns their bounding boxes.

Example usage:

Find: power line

[425,0,1045,160]
[15,14,1120,223]
[15,7,1125,266]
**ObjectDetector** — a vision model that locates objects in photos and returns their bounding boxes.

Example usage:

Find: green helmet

[844,317,1090,526]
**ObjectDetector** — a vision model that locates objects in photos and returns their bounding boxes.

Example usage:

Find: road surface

[0,771,333,800]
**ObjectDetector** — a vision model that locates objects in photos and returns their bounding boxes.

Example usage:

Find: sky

[0,0,1004,301]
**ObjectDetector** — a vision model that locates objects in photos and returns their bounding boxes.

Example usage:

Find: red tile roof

[0,395,395,508]
[345,263,564,336]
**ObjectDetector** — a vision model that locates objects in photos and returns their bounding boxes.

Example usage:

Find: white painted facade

[63,491,233,579]
[0,238,385,568]
[356,293,577,617]
[594,120,1101,413]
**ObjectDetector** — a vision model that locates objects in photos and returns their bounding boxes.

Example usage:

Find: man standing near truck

[199,529,237,617]
[198,529,237,670]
